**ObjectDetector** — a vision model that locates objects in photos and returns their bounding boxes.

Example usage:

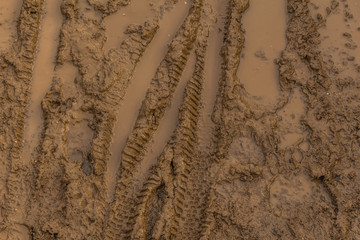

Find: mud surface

[0,0,360,239]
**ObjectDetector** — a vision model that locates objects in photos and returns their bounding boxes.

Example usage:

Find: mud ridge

[104,1,204,238]
[128,28,208,240]
[0,1,44,238]
[1,0,360,239]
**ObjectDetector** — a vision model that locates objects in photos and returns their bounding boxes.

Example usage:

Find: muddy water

[106,0,191,198]
[21,0,63,160]
[308,0,331,20]
[103,0,155,52]
[198,0,226,151]
[237,0,286,103]
[278,88,306,149]
[2,0,360,239]
[137,51,196,180]
[0,0,22,51]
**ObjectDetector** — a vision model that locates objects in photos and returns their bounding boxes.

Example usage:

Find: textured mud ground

[0,0,360,239]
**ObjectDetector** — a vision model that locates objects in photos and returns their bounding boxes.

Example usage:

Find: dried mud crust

[0,0,359,239]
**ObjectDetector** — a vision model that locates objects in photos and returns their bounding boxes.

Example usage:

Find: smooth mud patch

[237,0,286,103]
[22,0,63,161]
[106,0,191,199]
[0,0,22,51]
[270,173,332,218]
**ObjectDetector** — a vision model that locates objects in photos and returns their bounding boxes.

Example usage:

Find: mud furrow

[29,0,159,238]
[0,1,44,237]
[136,51,196,188]
[199,0,251,238]
[167,36,208,239]
[106,1,190,201]
[1,0,360,239]
[211,0,249,159]
[104,1,204,239]
[127,28,208,240]
[89,22,159,177]
[21,0,63,185]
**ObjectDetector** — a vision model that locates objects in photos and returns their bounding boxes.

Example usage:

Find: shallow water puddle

[103,0,155,52]
[137,51,196,182]
[198,0,226,151]
[106,0,191,198]
[0,0,22,51]
[237,0,286,104]
[21,0,63,160]
[308,0,332,20]
[78,0,102,21]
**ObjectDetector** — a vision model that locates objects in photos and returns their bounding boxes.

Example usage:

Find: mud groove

[137,50,196,184]
[30,0,159,238]
[107,0,191,200]
[211,0,250,158]
[119,24,208,240]
[0,0,22,51]
[0,1,44,238]
[1,0,360,239]
[104,1,203,239]
[22,0,63,177]
[196,0,226,153]
[167,36,208,240]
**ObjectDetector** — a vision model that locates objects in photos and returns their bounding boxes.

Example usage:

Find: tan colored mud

[103,0,154,52]
[107,0,191,198]
[1,0,360,239]
[22,0,63,162]
[237,0,286,103]
[0,0,22,51]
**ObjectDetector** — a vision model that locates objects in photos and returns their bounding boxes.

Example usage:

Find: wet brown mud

[0,0,22,51]
[0,0,360,239]
[237,0,286,103]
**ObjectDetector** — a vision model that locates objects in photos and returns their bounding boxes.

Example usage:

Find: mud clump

[0,0,360,239]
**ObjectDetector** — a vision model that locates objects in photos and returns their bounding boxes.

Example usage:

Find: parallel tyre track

[104,1,204,239]
[128,29,208,240]
[0,0,44,233]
